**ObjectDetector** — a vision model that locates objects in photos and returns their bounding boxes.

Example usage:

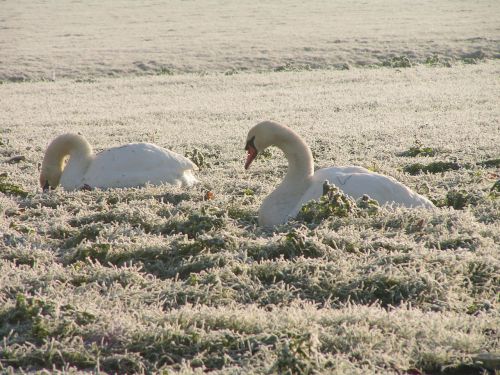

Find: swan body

[40,133,198,191]
[244,121,435,227]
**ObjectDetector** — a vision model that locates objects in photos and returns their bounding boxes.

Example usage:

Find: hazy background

[1,0,499,81]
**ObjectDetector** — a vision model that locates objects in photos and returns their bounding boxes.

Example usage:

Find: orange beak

[245,146,257,170]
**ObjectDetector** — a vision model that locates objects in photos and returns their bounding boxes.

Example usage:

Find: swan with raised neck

[244,121,435,227]
[40,133,198,191]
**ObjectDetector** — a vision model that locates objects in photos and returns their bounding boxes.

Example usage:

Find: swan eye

[245,136,256,152]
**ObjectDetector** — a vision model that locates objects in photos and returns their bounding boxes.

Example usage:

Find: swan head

[39,133,92,191]
[244,121,286,169]
[39,162,62,191]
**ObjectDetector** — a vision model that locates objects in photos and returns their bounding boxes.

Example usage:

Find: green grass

[398,141,437,157]
[1,182,498,373]
[0,174,29,198]
[297,182,380,224]
[477,158,500,169]
[1,63,499,374]
[382,56,412,68]
[403,161,462,175]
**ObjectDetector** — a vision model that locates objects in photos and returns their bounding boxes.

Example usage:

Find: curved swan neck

[41,134,93,186]
[44,133,93,164]
[259,128,314,227]
[277,128,314,181]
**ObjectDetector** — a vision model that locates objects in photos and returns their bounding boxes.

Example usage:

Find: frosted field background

[1,0,500,374]
[1,0,499,80]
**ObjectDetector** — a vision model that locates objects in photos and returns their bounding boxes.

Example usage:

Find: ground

[0,1,499,374]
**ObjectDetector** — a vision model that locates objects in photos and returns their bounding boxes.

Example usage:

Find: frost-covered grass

[1,61,499,374]
[1,0,499,81]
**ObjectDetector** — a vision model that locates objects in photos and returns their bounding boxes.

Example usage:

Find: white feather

[40,134,198,190]
[244,121,434,227]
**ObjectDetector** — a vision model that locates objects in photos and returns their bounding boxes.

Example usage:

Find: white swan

[40,133,198,191]
[244,121,435,227]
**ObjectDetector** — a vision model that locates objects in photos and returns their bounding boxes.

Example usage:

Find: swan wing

[289,166,433,217]
[83,143,198,188]
[312,167,434,208]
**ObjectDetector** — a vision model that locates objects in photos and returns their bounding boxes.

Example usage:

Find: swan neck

[42,134,93,186]
[279,132,314,182]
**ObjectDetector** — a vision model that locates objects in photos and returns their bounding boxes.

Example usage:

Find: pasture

[1,1,499,374]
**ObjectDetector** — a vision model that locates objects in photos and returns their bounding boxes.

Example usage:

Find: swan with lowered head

[40,133,198,191]
[244,121,435,227]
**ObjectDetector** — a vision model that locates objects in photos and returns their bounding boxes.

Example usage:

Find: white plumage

[40,133,198,191]
[244,121,434,227]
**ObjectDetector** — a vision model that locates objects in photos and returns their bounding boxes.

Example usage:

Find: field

[1,0,500,81]
[1,1,500,374]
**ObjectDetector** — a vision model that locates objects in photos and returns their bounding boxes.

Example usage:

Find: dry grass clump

[1,62,499,373]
